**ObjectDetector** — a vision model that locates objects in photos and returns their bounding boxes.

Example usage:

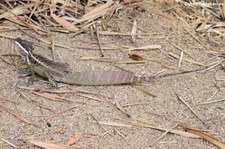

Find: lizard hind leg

[44,72,58,88]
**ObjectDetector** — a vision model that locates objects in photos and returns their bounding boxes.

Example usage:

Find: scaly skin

[31,63,205,86]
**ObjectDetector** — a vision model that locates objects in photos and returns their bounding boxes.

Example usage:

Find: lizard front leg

[27,64,35,85]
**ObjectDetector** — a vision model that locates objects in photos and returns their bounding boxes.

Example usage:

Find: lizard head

[14,38,34,64]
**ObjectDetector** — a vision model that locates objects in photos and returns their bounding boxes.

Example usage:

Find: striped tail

[61,71,138,85]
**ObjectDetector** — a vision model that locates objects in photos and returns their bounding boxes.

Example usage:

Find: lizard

[14,38,206,86]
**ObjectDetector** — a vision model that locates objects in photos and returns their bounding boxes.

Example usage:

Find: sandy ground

[0,1,224,149]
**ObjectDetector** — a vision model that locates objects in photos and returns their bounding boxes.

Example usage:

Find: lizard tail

[140,67,205,81]
[60,71,137,85]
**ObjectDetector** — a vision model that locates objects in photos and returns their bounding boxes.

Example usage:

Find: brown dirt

[0,1,224,149]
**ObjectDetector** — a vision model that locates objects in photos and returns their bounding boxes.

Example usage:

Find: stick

[95,28,104,57]
[175,93,206,125]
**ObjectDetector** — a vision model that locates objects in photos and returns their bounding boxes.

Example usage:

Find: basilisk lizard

[14,38,206,86]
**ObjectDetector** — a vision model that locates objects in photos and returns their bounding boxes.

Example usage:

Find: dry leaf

[98,121,134,128]
[0,3,35,20]
[32,92,62,101]
[98,121,200,138]
[51,14,79,32]
[82,0,113,18]
[123,45,161,51]
[76,93,104,102]
[133,86,157,97]
[129,53,144,61]
[99,31,162,36]
[0,103,33,125]
[66,136,81,146]
[186,127,225,149]
[30,140,87,149]
[124,0,142,4]
[78,0,114,23]
[155,10,176,21]
[81,56,145,64]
